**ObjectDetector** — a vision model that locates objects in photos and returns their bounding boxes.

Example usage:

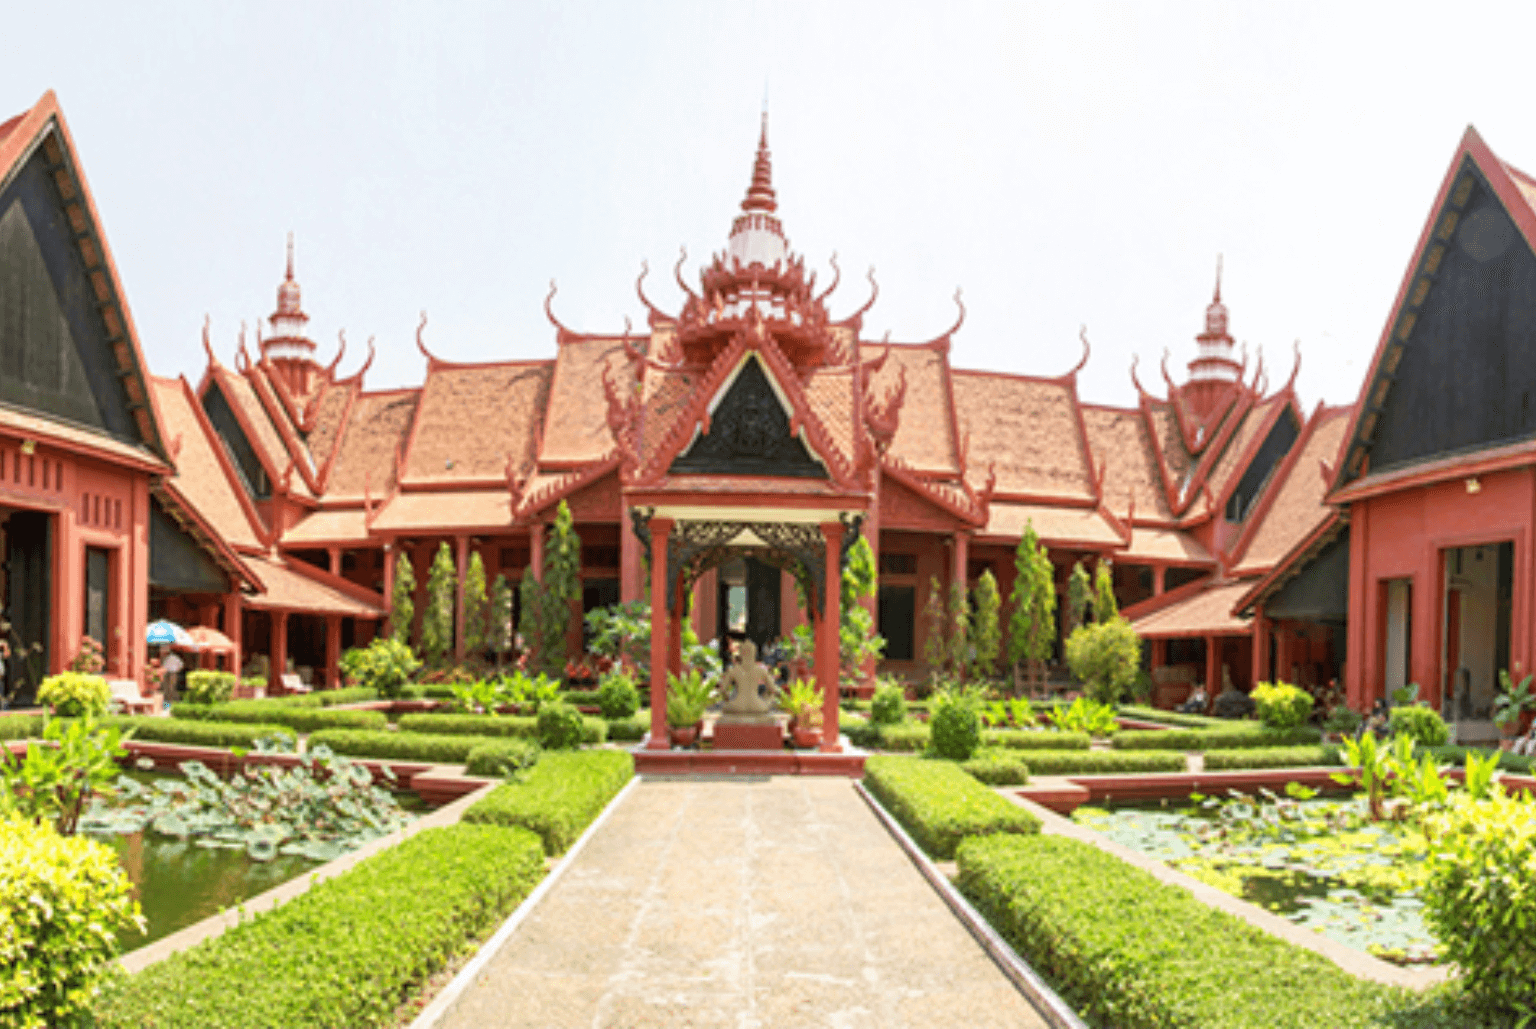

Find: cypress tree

[421,542,457,667]
[971,569,1001,681]
[390,551,416,644]
[948,580,970,682]
[488,573,514,670]
[1066,561,1092,634]
[1008,522,1057,695]
[922,575,947,686]
[463,551,489,657]
[1094,560,1119,624]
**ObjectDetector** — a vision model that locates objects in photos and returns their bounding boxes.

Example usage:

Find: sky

[5,2,1536,416]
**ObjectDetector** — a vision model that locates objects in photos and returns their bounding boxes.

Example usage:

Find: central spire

[727,113,788,269]
[741,113,777,214]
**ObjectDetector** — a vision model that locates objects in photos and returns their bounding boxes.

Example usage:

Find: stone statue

[717,639,779,716]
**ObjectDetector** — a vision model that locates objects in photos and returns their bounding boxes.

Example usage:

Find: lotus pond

[1073,788,1442,965]
[81,752,417,948]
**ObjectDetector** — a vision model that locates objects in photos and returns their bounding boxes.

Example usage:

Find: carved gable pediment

[670,356,827,478]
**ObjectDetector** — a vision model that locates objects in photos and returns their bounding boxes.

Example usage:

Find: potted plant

[666,669,714,747]
[779,678,824,748]
[1494,669,1536,746]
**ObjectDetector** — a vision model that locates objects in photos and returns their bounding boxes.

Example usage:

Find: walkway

[435,777,1050,1028]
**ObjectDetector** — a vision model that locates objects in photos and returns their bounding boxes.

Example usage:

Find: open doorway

[1382,578,1413,704]
[1442,542,1512,743]
[715,556,781,666]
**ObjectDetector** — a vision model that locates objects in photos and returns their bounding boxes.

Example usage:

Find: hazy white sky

[5,2,1536,415]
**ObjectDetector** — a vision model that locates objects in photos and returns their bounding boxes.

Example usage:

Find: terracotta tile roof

[1121,527,1214,564]
[241,556,385,617]
[0,404,169,472]
[636,366,700,466]
[371,489,511,532]
[639,474,861,498]
[1129,579,1255,638]
[1234,406,1351,573]
[540,338,622,465]
[863,345,957,475]
[950,372,1093,500]
[1206,395,1285,502]
[1081,405,1173,520]
[981,502,1122,547]
[404,362,552,483]
[801,368,857,470]
[150,377,262,550]
[306,381,357,475]
[213,368,314,498]
[1147,399,1194,496]
[325,390,419,499]
[281,507,371,545]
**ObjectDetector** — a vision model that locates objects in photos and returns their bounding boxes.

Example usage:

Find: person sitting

[1178,682,1208,714]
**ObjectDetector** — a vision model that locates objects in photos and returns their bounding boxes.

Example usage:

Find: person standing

[160,645,184,706]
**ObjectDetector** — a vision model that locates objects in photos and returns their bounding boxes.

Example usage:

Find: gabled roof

[323,389,419,499]
[1231,404,1351,575]
[538,337,621,467]
[401,359,551,484]
[1081,403,1175,521]
[206,366,314,499]
[149,376,264,551]
[1128,578,1255,638]
[862,342,959,477]
[1331,126,1536,496]
[0,91,170,466]
[241,555,385,617]
[951,370,1094,501]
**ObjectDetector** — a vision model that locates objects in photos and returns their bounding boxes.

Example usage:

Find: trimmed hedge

[463,750,634,855]
[1117,705,1230,729]
[1202,746,1341,770]
[559,689,603,708]
[873,722,930,752]
[956,834,1406,1029]
[604,713,648,743]
[173,702,387,733]
[464,738,541,778]
[0,713,44,740]
[1111,726,1321,751]
[863,754,1040,859]
[396,711,607,745]
[983,729,1091,751]
[306,730,489,764]
[92,822,545,1029]
[275,687,382,708]
[1006,748,1187,776]
[961,753,1031,786]
[1422,745,1535,774]
[101,716,297,750]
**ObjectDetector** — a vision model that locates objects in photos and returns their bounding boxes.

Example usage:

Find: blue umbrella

[146,620,194,648]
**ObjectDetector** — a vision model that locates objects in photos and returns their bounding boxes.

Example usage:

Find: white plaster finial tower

[1188,256,1241,385]
[726,113,789,269]
[263,233,319,394]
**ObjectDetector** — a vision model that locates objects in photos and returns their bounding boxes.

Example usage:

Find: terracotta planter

[792,726,822,749]
[670,725,699,748]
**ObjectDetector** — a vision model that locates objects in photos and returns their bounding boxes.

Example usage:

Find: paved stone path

[437,776,1049,1028]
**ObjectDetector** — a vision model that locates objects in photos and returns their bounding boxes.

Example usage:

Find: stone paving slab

[437,776,1049,1028]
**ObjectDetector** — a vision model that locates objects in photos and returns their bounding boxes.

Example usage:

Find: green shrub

[1064,618,1140,705]
[875,722,930,752]
[1116,705,1227,729]
[1251,681,1314,730]
[928,688,983,760]
[537,702,586,750]
[183,670,237,706]
[1388,705,1450,747]
[843,714,882,749]
[982,729,1090,751]
[92,822,543,1029]
[560,689,603,708]
[1421,745,1534,774]
[0,714,44,740]
[1111,725,1320,751]
[464,738,541,778]
[961,753,1030,785]
[595,670,640,719]
[269,687,381,708]
[1422,792,1536,1017]
[870,680,907,725]
[1044,697,1119,736]
[306,730,493,763]
[1201,746,1340,770]
[604,712,648,743]
[338,635,421,699]
[397,711,607,744]
[1004,748,1186,775]
[173,702,387,733]
[1,815,143,1028]
[99,716,296,750]
[955,834,1404,1029]
[35,671,109,718]
[862,755,1040,859]
[464,750,633,855]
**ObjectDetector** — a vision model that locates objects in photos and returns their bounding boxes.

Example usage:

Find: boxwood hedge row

[1202,746,1342,770]
[91,822,545,1029]
[862,754,1040,859]
[173,702,387,733]
[983,729,1091,751]
[0,713,43,740]
[1006,749,1187,776]
[955,834,1414,1029]
[1116,705,1231,729]
[306,730,490,764]
[464,738,542,778]
[102,716,297,750]
[396,712,608,744]
[1111,726,1321,751]
[463,749,634,855]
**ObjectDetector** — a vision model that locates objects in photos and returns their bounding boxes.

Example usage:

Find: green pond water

[1073,795,1441,965]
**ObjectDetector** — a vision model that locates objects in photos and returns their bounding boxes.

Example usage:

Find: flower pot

[792,726,822,749]
[670,725,699,748]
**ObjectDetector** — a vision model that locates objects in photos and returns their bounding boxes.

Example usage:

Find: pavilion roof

[371,489,512,533]
[241,555,385,617]
[149,376,263,551]
[401,360,551,484]
[1231,405,1352,575]
[1128,578,1256,639]
[951,371,1094,502]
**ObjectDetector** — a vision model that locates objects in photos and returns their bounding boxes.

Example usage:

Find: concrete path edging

[853,782,1087,1029]
[407,775,642,1029]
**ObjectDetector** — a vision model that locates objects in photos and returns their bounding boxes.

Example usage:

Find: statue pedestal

[712,714,786,751]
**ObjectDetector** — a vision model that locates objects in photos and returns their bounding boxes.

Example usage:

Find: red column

[647,518,673,749]
[128,475,150,685]
[1252,605,1271,685]
[953,530,971,594]
[819,520,845,752]
[620,505,643,603]
[270,611,289,694]
[454,535,469,662]
[328,546,341,576]
[1204,633,1220,696]
[225,592,243,680]
[1153,565,1166,596]
[530,523,545,583]
[1346,501,1370,709]
[325,615,342,687]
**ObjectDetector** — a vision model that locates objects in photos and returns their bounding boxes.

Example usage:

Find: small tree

[1008,523,1057,696]
[517,567,541,667]
[389,551,416,643]
[463,551,489,659]
[1065,618,1141,705]
[1094,560,1119,624]
[535,500,583,678]
[922,575,947,687]
[421,542,457,667]
[947,580,970,682]
[1066,560,1092,634]
[488,573,514,670]
[840,536,884,688]
[971,569,1001,681]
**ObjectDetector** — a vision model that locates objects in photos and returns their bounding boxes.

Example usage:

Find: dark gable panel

[669,356,829,478]
[1371,170,1536,472]
[1226,409,1300,522]
[1266,528,1350,622]
[201,380,272,501]
[148,499,230,593]
[0,149,137,440]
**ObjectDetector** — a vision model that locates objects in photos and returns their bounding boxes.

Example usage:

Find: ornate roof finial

[742,111,777,215]
[286,231,295,282]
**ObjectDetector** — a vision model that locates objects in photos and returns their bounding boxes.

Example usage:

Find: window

[84,547,110,650]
